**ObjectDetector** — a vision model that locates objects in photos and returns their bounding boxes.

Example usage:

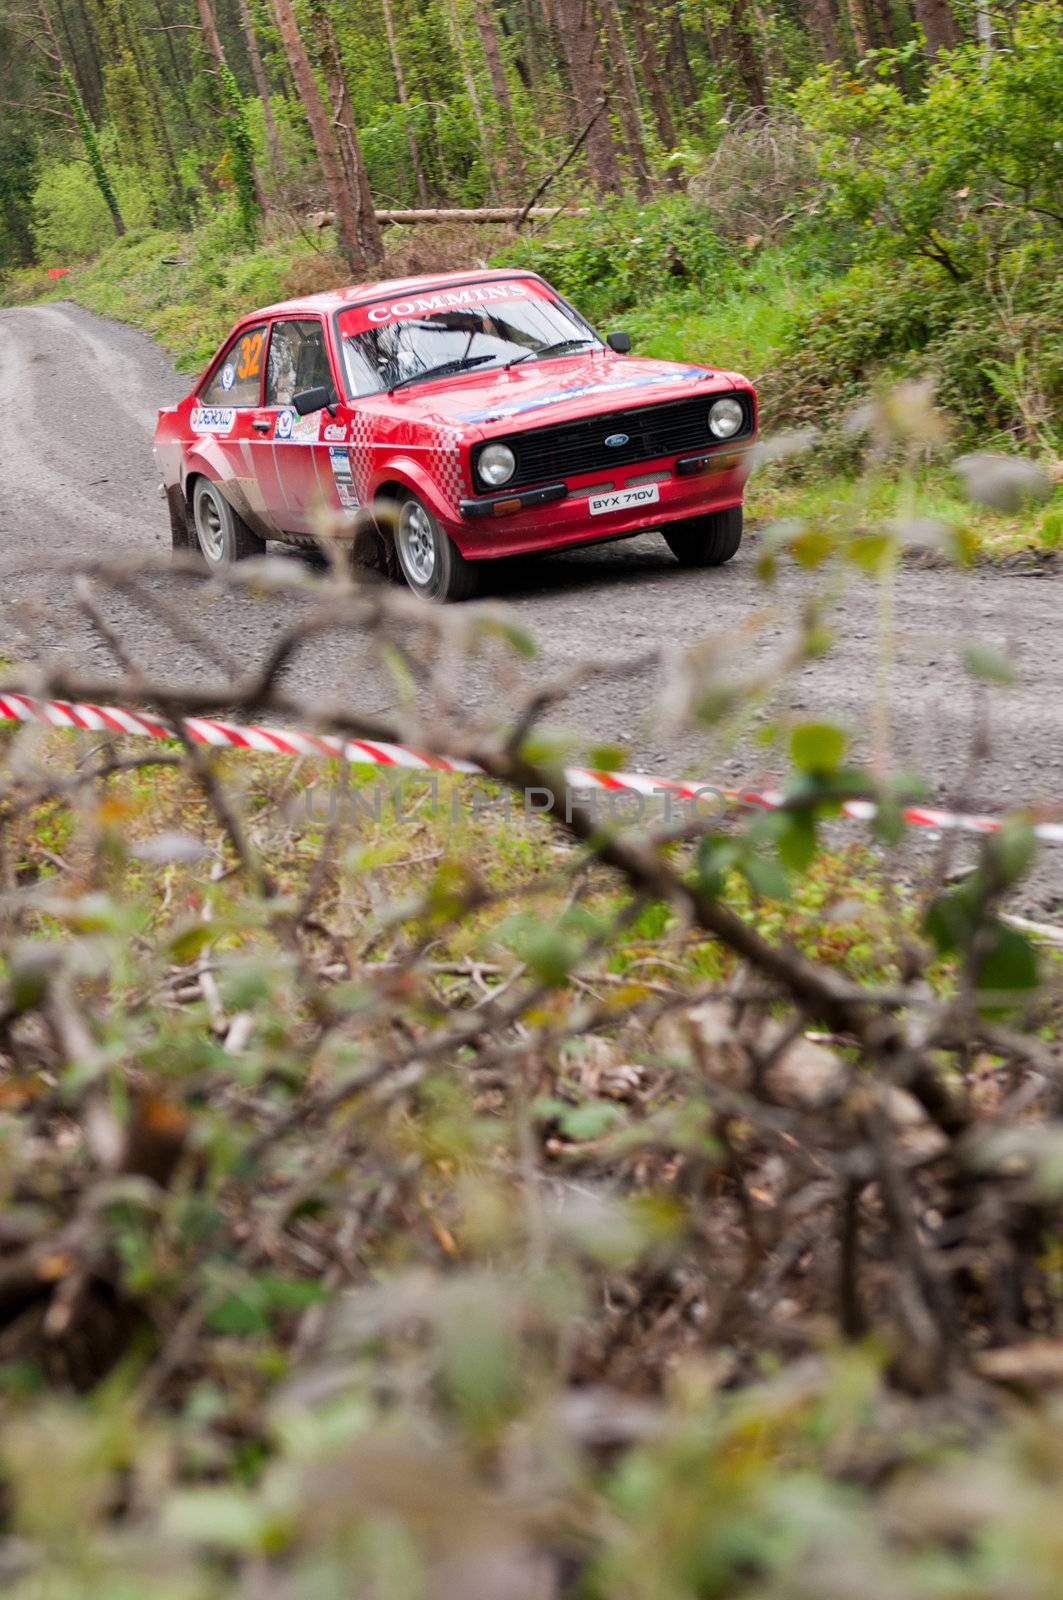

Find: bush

[687,108,825,248]
[766,249,1063,452]
[773,7,1063,450]
[495,195,727,325]
[32,156,155,266]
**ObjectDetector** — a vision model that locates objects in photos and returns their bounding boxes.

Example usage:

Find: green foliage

[62,67,124,238]
[31,158,151,266]
[218,63,258,249]
[797,7,1063,283]
[496,196,727,325]
[780,2,1063,449]
[0,126,38,271]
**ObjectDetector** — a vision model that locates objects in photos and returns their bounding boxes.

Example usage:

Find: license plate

[588,484,661,517]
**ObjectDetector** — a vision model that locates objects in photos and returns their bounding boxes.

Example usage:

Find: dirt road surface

[2,301,1060,910]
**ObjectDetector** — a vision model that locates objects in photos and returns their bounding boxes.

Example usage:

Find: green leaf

[207,1291,272,1337]
[775,811,818,871]
[791,722,847,773]
[985,818,1036,889]
[588,743,628,772]
[790,526,835,567]
[871,793,906,846]
[741,854,791,901]
[524,927,578,988]
[962,643,1016,685]
[977,922,1039,1010]
[558,1101,626,1140]
[694,835,740,898]
[167,921,214,962]
[847,531,896,572]
[924,886,976,956]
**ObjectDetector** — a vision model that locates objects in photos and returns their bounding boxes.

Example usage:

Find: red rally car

[155,269,757,601]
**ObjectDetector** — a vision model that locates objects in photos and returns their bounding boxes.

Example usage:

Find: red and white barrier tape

[2,689,1062,844]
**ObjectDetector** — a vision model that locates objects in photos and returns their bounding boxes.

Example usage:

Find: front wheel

[662,505,743,568]
[192,478,264,570]
[393,492,479,602]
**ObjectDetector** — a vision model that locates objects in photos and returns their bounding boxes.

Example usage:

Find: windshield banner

[339,278,552,335]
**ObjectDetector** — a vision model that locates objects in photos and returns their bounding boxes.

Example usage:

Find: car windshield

[338,282,599,398]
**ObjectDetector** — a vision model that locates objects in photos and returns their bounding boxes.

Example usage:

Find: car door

[254,315,346,537]
[191,321,272,537]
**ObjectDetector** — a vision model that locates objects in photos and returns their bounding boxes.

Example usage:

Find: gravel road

[2,300,1060,909]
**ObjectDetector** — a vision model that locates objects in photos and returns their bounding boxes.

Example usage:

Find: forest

[3,4,1063,1599]
[2,0,1062,495]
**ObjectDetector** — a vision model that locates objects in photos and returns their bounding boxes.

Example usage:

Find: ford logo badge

[604,432,629,448]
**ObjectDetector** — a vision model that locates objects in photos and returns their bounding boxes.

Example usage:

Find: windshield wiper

[503,338,596,370]
[389,353,496,393]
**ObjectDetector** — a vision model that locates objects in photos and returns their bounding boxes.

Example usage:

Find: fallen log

[307,206,587,229]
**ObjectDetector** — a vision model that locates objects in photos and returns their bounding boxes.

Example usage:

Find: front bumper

[449,447,750,560]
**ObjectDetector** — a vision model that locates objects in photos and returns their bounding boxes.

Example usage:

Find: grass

[748,461,1063,562]
[622,246,827,384]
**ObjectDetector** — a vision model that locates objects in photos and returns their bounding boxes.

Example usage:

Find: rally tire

[191,478,265,570]
[662,505,743,568]
[392,491,479,602]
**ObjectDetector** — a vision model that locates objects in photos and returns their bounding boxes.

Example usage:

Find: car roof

[245,267,547,322]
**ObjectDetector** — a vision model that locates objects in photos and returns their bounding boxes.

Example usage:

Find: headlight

[708,397,745,440]
[478,443,516,488]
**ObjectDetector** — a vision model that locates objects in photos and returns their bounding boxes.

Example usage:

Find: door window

[199,324,267,406]
[264,319,334,407]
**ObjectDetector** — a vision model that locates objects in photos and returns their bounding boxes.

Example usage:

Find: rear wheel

[192,478,264,570]
[393,491,479,602]
[662,505,743,568]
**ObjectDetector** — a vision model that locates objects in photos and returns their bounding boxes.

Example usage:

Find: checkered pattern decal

[347,413,467,510]
[347,411,376,504]
[427,428,466,506]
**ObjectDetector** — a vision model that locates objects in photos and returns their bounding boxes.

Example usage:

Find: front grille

[472,391,753,492]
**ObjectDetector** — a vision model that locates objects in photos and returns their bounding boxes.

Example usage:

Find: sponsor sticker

[323,422,348,442]
[339,278,549,335]
[220,363,235,391]
[329,445,359,509]
[190,405,236,435]
[291,411,320,444]
[275,409,294,441]
[589,483,660,517]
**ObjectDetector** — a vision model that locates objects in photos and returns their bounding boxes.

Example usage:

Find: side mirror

[606,331,631,354]
[293,385,336,417]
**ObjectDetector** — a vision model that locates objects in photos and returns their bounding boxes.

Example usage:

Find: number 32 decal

[236,331,263,380]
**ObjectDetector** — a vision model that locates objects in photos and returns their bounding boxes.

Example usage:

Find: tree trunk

[193,0,225,71]
[270,0,381,272]
[807,0,844,61]
[725,1,768,105]
[441,0,497,199]
[667,6,699,110]
[626,0,677,150]
[311,5,385,267]
[546,0,623,195]
[149,0,195,130]
[473,0,525,188]
[596,0,651,197]
[71,0,107,120]
[874,0,898,47]
[911,0,958,53]
[845,0,871,58]
[53,0,94,117]
[975,5,993,63]
[236,0,285,175]
[380,0,430,206]
[195,0,265,210]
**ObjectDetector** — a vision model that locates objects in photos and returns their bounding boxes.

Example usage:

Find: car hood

[369,352,738,435]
